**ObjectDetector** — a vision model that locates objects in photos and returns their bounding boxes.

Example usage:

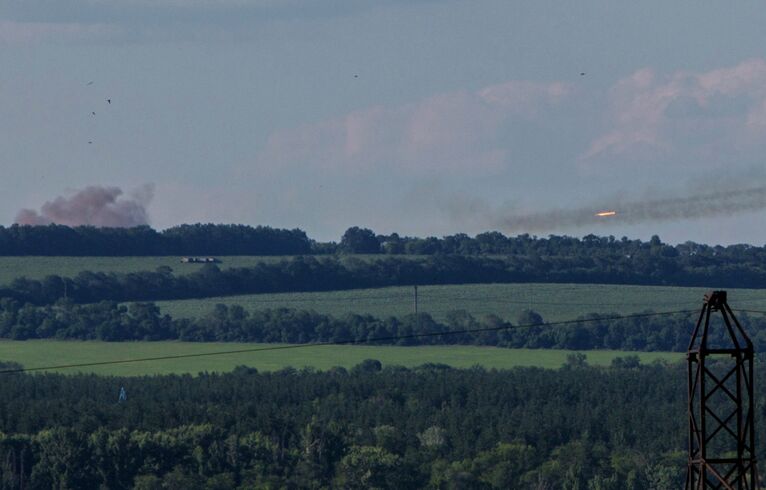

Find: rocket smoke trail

[499,185,766,233]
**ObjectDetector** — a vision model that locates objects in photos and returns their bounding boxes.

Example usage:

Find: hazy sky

[3,1,766,244]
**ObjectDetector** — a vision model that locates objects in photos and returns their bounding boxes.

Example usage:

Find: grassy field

[0,254,429,284]
[0,256,292,283]
[3,256,765,322]
[0,340,682,376]
[156,282,766,322]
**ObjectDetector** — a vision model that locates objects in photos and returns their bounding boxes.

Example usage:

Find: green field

[0,254,429,284]
[156,282,766,322]
[0,255,290,283]
[0,340,682,376]
[0,257,759,378]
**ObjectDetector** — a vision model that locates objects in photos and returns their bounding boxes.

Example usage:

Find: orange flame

[595,211,617,217]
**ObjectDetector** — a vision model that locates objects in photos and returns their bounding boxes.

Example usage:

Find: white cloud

[584,59,766,161]
[260,79,571,176]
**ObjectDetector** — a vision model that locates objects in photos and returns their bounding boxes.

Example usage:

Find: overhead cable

[0,309,696,375]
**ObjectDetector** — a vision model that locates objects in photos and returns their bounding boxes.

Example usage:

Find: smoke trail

[15,184,154,228]
[499,185,766,233]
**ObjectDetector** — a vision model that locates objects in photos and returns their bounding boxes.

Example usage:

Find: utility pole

[686,291,758,489]
[413,285,419,332]
[528,283,532,310]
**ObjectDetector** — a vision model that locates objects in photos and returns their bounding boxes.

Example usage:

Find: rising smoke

[498,185,766,233]
[15,185,154,228]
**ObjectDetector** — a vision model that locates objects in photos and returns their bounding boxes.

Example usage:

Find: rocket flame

[595,211,617,217]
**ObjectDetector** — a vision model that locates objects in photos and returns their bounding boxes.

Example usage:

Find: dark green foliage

[351,359,383,373]
[340,227,381,254]
[3,299,766,353]
[0,362,703,488]
[0,224,311,256]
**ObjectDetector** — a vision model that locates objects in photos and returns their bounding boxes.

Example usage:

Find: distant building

[180,257,220,264]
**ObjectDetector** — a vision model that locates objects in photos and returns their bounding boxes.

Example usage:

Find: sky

[2,1,766,245]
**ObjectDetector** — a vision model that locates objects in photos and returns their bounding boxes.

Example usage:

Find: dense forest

[0,224,312,256]
[1,299,764,353]
[2,224,766,268]
[0,362,697,489]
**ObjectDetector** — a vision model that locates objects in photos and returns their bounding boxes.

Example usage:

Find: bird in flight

[107,99,111,104]
[86,81,94,86]
[580,72,586,76]
[91,112,96,116]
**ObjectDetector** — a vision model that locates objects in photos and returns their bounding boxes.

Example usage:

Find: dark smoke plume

[15,185,154,228]
[499,185,766,233]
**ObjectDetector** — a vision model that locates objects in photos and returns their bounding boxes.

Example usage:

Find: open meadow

[156,282,766,322]
[0,340,682,376]
[0,255,292,283]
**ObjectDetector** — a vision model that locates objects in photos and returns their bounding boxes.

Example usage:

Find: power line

[0,309,696,375]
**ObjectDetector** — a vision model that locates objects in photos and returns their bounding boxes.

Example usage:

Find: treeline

[3,298,765,352]
[0,224,311,256]
[6,254,766,307]
[339,226,766,259]
[0,363,694,488]
[5,223,766,271]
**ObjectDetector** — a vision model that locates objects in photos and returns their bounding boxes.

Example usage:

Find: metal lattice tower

[686,291,758,489]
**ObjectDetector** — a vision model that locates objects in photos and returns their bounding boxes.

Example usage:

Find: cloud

[260,79,570,175]
[15,184,154,228]
[584,59,766,161]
